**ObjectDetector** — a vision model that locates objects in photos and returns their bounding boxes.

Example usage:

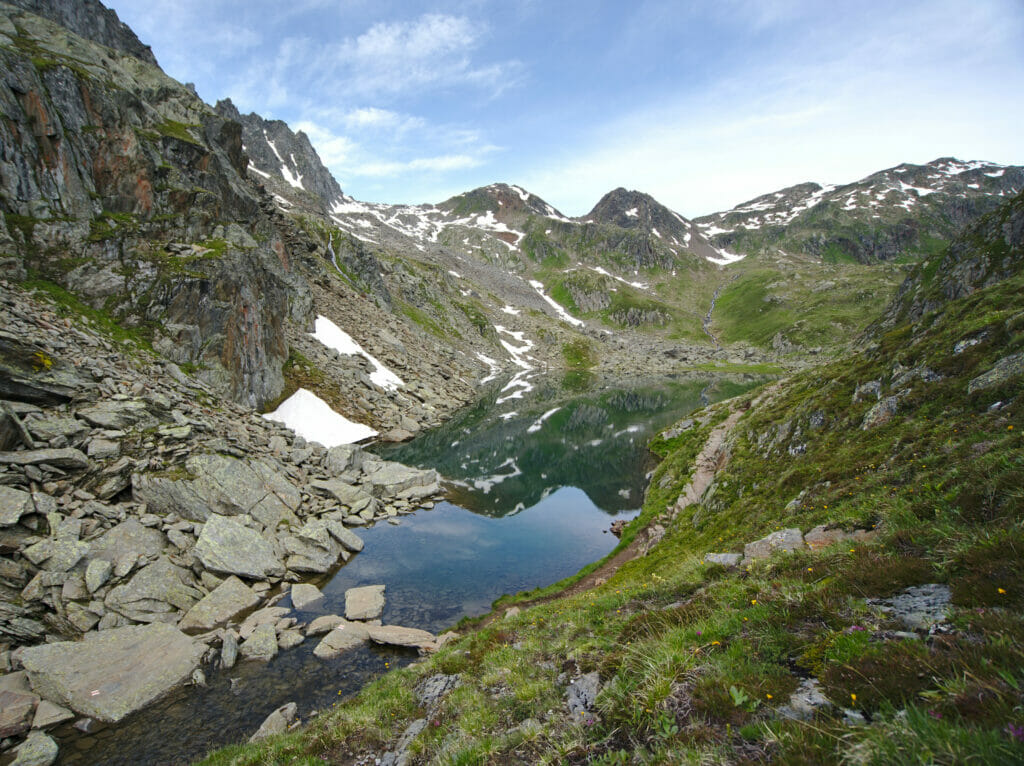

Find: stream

[49,372,765,765]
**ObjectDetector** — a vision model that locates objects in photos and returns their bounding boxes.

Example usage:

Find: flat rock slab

[0,448,89,470]
[744,528,805,561]
[30,699,73,730]
[239,623,278,662]
[870,583,951,631]
[105,558,201,624]
[306,614,344,636]
[20,623,204,723]
[0,689,37,737]
[11,729,58,766]
[179,576,260,633]
[290,583,323,611]
[313,621,370,658]
[367,625,437,650]
[194,515,285,580]
[567,672,601,717]
[0,486,34,527]
[345,584,385,621]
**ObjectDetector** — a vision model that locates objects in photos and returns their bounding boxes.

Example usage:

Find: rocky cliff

[0,1,311,407]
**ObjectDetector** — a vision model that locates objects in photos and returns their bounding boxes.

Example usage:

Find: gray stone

[968,351,1024,395]
[366,625,437,650]
[76,400,156,430]
[324,444,363,476]
[778,678,833,721]
[0,689,37,737]
[249,701,297,742]
[20,623,204,723]
[310,478,372,508]
[290,583,323,611]
[704,553,743,567]
[105,559,201,624]
[862,395,902,429]
[869,584,951,631]
[11,730,58,766]
[86,438,120,460]
[133,454,300,527]
[345,585,385,621]
[388,718,427,766]
[743,528,805,561]
[312,621,370,658]
[25,415,86,444]
[30,700,73,730]
[0,448,89,470]
[416,674,460,709]
[239,623,278,662]
[178,576,260,633]
[220,631,239,669]
[238,607,290,639]
[305,614,344,636]
[277,629,304,650]
[325,520,364,552]
[852,380,881,403]
[0,486,34,527]
[65,603,100,633]
[89,518,166,565]
[193,515,286,580]
[566,672,601,717]
[360,459,439,499]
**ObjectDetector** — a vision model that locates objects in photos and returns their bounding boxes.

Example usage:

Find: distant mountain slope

[695,158,1023,263]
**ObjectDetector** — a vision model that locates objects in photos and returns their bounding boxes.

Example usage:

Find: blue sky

[104,0,1024,217]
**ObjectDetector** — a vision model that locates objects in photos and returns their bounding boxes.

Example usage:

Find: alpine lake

[52,371,767,765]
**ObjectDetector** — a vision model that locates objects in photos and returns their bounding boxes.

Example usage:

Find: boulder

[305,614,344,636]
[325,520,364,552]
[309,478,372,508]
[85,559,113,593]
[133,454,300,527]
[105,559,201,624]
[0,448,89,471]
[0,688,37,737]
[366,625,437,650]
[10,730,58,766]
[0,486,34,527]
[360,459,439,499]
[239,623,278,662]
[30,699,74,730]
[312,621,370,658]
[778,678,833,721]
[23,539,89,573]
[743,528,805,561]
[249,701,297,742]
[193,515,286,580]
[289,583,323,611]
[345,585,385,621]
[862,395,901,429]
[277,629,304,650]
[76,400,156,430]
[238,607,290,639]
[968,351,1024,394]
[20,623,204,723]
[178,576,260,633]
[88,518,166,565]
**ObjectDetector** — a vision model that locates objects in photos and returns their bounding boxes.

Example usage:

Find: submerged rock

[313,621,370,658]
[20,623,204,723]
[345,585,385,621]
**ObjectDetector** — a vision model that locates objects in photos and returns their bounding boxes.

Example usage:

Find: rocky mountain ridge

[694,157,1024,263]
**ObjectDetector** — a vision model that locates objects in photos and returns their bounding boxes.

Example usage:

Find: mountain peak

[439,183,570,222]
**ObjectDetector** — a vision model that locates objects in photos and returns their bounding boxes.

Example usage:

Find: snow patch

[527,407,561,434]
[501,305,521,315]
[625,207,639,218]
[311,315,403,391]
[528,280,585,327]
[263,388,377,447]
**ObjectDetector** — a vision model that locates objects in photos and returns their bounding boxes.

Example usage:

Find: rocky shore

[0,279,448,762]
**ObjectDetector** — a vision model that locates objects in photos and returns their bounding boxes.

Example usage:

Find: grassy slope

[199,238,1023,764]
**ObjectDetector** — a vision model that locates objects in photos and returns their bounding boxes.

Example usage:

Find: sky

[104,0,1024,218]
